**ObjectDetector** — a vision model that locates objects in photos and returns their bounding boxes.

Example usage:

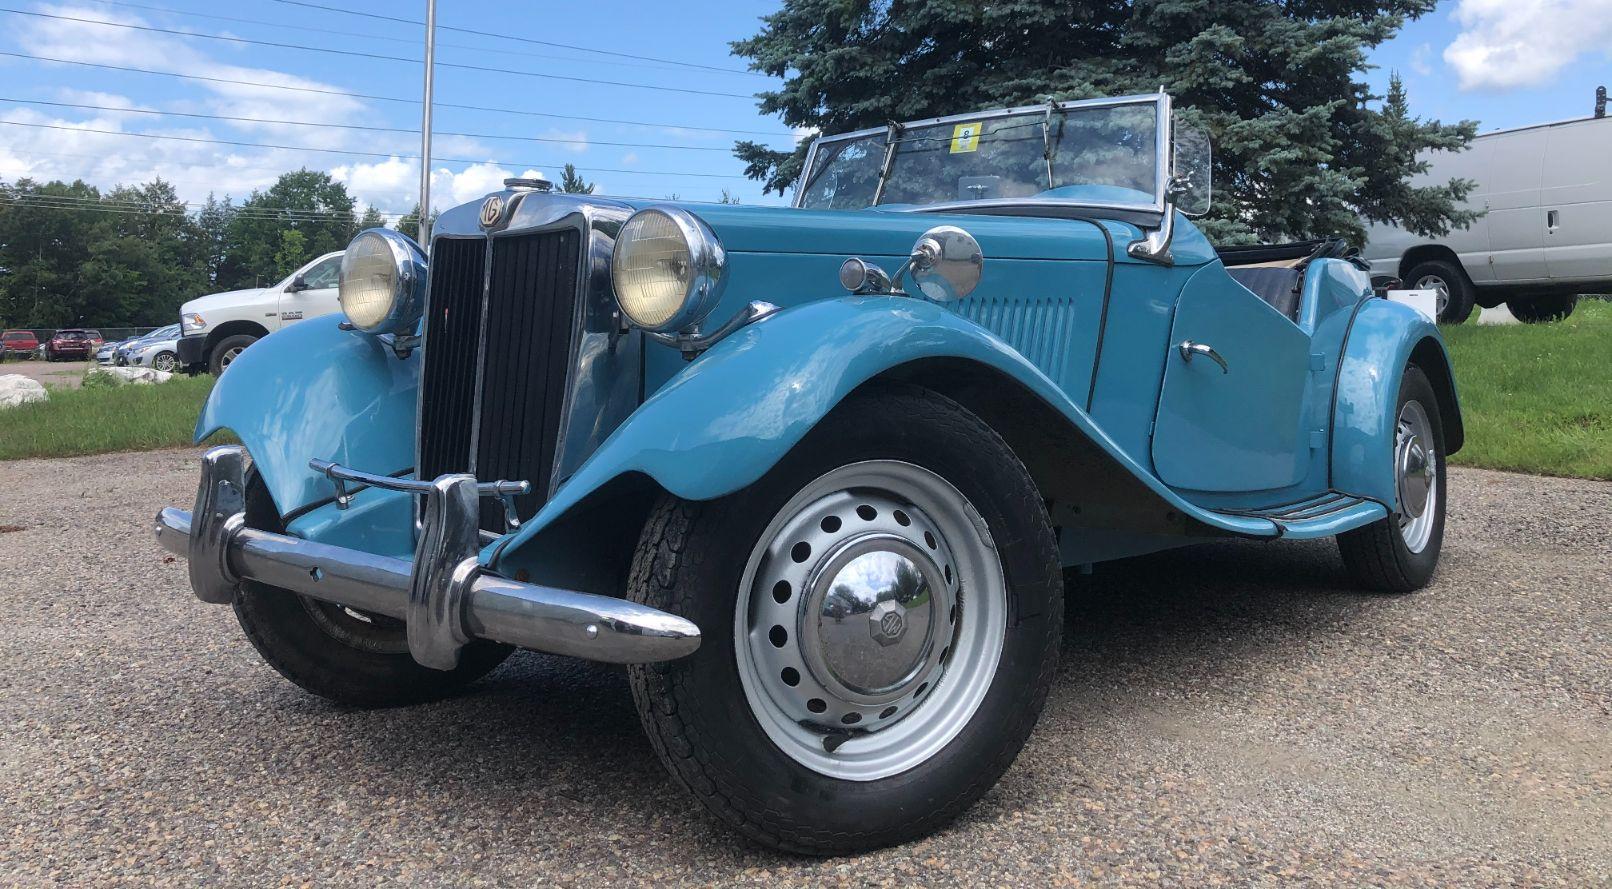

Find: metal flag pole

[417,0,437,247]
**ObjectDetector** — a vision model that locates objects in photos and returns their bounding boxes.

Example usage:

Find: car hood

[181,287,270,315]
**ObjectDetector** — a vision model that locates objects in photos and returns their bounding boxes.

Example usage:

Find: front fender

[196,314,419,518]
[488,296,1286,568]
[1331,298,1463,508]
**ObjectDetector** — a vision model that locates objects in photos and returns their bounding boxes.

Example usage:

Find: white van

[1363,111,1611,323]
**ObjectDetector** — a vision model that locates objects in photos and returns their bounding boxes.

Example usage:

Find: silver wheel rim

[734,460,1006,781]
[219,345,244,369]
[153,353,176,373]
[1395,401,1438,552]
[1414,274,1450,315]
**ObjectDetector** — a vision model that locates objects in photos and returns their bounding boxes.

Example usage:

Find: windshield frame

[793,92,1171,216]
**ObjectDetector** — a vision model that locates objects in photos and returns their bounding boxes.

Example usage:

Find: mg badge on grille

[479,195,506,228]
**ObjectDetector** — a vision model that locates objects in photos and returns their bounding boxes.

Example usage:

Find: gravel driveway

[2,449,1607,886]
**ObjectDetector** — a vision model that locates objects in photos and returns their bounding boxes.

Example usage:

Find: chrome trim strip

[157,445,701,666]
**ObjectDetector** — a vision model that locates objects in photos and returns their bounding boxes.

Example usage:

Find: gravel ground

[0,358,95,389]
[1,449,1607,886]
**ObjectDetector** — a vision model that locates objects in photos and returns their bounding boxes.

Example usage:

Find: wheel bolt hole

[840,713,861,725]
[879,705,898,719]
[780,667,800,687]
[790,541,811,563]
[819,515,841,533]
[939,645,950,662]
[772,580,791,604]
[924,531,937,549]
[944,564,953,584]
[949,604,957,624]
[768,625,788,648]
[807,698,827,713]
[893,509,911,526]
[916,682,929,697]
[856,504,877,521]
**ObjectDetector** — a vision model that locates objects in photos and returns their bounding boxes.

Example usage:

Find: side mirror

[288,274,309,293]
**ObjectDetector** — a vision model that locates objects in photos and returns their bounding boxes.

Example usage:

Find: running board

[1211,491,1387,539]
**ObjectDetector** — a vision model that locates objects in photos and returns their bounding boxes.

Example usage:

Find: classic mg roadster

[158,93,1460,854]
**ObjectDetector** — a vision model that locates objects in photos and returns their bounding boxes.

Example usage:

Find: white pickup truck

[175,251,343,375]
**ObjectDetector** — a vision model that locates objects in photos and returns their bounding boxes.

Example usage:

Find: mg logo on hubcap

[869,601,907,646]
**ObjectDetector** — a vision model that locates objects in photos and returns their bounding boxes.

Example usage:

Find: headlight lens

[339,229,427,334]
[183,313,206,332]
[611,207,725,332]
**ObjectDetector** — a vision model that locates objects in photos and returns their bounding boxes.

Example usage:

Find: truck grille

[417,229,583,531]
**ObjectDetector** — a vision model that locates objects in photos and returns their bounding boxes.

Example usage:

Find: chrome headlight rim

[339,228,428,335]
[610,206,726,334]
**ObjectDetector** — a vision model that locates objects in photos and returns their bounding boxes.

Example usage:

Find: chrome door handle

[1179,340,1228,374]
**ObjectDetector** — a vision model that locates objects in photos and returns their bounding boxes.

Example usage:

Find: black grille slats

[474,229,581,529]
[417,237,486,480]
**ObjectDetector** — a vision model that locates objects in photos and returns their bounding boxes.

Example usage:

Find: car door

[278,255,341,326]
[1480,129,1548,282]
[1542,118,1612,282]
[1150,265,1313,493]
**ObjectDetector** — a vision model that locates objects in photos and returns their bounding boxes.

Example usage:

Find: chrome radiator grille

[418,228,583,531]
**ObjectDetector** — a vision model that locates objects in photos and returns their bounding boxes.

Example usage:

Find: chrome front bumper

[156,445,700,670]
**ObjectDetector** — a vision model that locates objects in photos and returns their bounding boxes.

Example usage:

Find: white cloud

[539,128,589,154]
[1444,0,1612,90]
[1409,43,1433,77]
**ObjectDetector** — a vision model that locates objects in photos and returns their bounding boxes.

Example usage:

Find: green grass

[1441,298,1611,480]
[0,373,232,461]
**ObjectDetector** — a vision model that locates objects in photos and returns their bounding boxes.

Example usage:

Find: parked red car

[45,329,103,361]
[2,329,40,361]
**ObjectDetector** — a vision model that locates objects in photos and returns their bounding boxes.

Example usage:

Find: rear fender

[1331,298,1464,508]
[196,314,418,520]
[488,297,1284,570]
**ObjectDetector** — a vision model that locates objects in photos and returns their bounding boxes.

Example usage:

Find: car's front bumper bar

[155,446,700,670]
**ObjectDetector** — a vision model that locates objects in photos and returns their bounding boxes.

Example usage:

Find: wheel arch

[204,319,271,355]
[1398,244,1466,282]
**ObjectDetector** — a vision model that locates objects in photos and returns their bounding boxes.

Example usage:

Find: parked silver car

[117,324,182,372]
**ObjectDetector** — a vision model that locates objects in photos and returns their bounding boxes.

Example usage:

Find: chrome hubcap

[736,460,1005,781]
[220,346,243,369]
[1395,401,1438,552]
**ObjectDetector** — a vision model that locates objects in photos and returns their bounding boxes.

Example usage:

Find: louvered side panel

[952,294,1080,387]
[417,237,486,480]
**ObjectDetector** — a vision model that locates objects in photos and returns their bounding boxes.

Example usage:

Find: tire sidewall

[208,334,257,376]
[1406,259,1474,324]
[632,387,1061,846]
[1385,366,1447,583]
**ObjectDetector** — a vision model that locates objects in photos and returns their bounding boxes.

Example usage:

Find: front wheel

[150,351,178,373]
[208,334,257,376]
[1507,294,1577,323]
[1404,259,1475,324]
[628,387,1063,855]
[1336,365,1446,592]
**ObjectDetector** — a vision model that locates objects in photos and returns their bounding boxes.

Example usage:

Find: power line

[0,52,793,139]
[80,0,761,77]
[0,197,395,223]
[2,191,384,220]
[0,8,759,99]
[267,0,764,76]
[0,119,750,178]
[0,97,736,152]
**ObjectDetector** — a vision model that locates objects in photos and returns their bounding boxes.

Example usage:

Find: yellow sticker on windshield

[949,122,981,153]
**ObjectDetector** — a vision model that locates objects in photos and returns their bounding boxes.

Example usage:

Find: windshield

[798,100,1162,211]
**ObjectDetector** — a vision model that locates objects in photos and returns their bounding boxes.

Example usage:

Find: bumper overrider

[155,446,701,669]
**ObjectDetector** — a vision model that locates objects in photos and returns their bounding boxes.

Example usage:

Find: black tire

[208,334,258,376]
[1403,258,1475,324]
[232,470,511,707]
[627,386,1063,855]
[1336,366,1446,593]
[1507,294,1578,323]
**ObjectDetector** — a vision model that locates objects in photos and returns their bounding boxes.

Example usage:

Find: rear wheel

[1404,259,1475,324]
[232,470,511,706]
[628,387,1063,855]
[209,334,257,376]
[151,351,178,373]
[1336,365,1446,592]
[1507,294,1578,323]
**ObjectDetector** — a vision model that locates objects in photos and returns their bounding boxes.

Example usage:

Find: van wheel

[1507,294,1577,323]
[1404,259,1474,324]
[627,386,1063,855]
[208,334,257,375]
[232,470,511,706]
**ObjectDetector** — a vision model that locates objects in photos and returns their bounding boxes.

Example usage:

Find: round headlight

[610,207,725,332]
[339,229,427,334]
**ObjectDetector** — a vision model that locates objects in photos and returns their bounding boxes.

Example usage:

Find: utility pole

[418,0,437,247]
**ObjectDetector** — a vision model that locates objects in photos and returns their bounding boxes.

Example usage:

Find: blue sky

[0,0,1607,219]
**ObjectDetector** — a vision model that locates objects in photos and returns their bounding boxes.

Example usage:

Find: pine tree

[356,205,386,231]
[559,163,595,194]
[731,0,1478,244]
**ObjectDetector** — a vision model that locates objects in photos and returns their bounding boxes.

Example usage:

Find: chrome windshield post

[869,122,903,207]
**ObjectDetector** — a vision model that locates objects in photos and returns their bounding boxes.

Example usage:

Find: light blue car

[158,92,1460,854]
